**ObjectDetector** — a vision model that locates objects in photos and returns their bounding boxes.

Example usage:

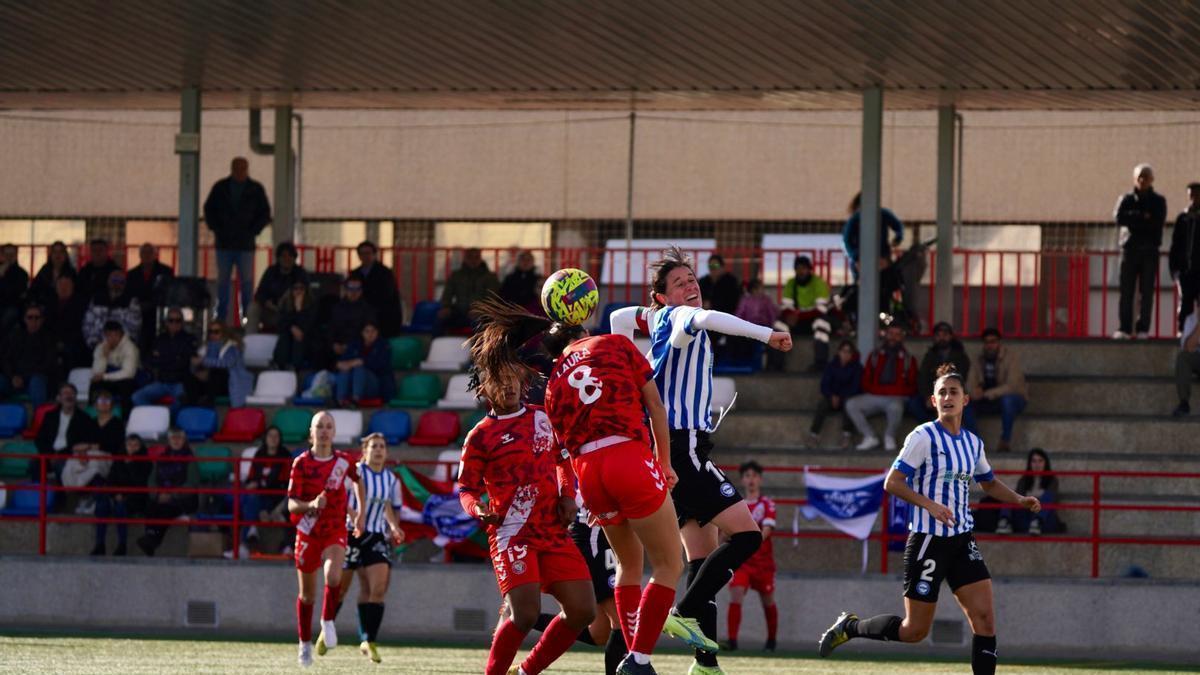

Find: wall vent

[185,600,218,627]
[453,608,487,632]
[930,618,964,644]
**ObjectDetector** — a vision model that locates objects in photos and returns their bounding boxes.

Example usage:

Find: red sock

[520,614,578,674]
[296,598,314,642]
[486,619,527,675]
[321,585,338,621]
[614,585,641,647]
[630,582,675,656]
[764,604,778,642]
[728,602,742,642]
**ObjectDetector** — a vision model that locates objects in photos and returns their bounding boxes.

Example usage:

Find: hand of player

[390,525,406,546]
[475,502,501,526]
[929,503,956,527]
[309,491,327,513]
[767,331,793,352]
[662,463,679,490]
[557,495,579,526]
[353,513,366,538]
[1020,496,1042,513]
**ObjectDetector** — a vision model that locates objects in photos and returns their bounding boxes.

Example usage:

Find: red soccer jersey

[744,495,778,571]
[458,405,574,553]
[544,334,653,457]
[287,449,360,539]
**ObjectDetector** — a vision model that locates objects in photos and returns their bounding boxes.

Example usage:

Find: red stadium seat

[356,398,384,408]
[22,403,57,440]
[211,408,267,443]
[407,411,462,447]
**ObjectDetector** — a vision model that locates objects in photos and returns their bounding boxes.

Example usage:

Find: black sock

[847,614,902,642]
[362,602,385,642]
[683,556,722,667]
[532,612,555,633]
[972,634,997,675]
[604,628,627,675]
[676,531,762,618]
[356,603,366,641]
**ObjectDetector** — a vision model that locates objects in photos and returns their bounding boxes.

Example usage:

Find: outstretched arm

[609,305,643,342]
[674,309,791,351]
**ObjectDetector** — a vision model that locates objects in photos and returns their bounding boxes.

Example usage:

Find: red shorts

[574,440,668,526]
[730,564,776,595]
[491,539,591,596]
[294,529,349,573]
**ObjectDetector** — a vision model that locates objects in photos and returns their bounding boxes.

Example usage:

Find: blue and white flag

[800,469,888,541]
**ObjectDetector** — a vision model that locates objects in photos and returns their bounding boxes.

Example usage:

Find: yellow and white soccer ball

[540,268,600,326]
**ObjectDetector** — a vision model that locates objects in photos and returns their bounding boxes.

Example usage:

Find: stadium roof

[3,0,1200,110]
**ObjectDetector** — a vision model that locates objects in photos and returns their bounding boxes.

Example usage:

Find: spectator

[203,157,271,322]
[699,253,742,314]
[996,447,1062,535]
[131,307,198,416]
[779,255,832,371]
[135,426,200,557]
[965,327,1028,453]
[842,192,904,278]
[237,425,292,556]
[436,248,499,333]
[351,240,403,337]
[30,240,77,304]
[808,340,863,449]
[77,238,121,298]
[846,323,918,451]
[0,303,56,406]
[273,281,319,370]
[46,274,90,370]
[92,434,153,556]
[334,321,395,407]
[91,321,139,411]
[1172,299,1200,417]
[248,241,309,334]
[61,433,111,517]
[734,278,778,363]
[0,243,30,333]
[1112,163,1168,339]
[34,383,100,483]
[329,275,379,346]
[82,270,141,350]
[124,243,174,350]
[499,250,542,313]
[1169,182,1200,334]
[908,321,971,423]
[90,389,127,455]
[189,320,252,408]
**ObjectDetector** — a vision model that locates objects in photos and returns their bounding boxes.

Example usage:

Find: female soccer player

[610,247,792,675]
[287,411,365,667]
[818,364,1041,675]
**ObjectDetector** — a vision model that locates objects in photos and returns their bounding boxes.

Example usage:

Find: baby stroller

[833,237,934,335]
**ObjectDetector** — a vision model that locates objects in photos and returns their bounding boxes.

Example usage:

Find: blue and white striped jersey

[347,464,403,535]
[892,421,994,537]
[644,306,716,431]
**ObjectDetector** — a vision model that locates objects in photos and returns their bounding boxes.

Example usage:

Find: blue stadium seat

[292,371,328,407]
[713,343,765,375]
[0,404,27,438]
[596,302,638,334]
[406,300,441,333]
[177,406,218,442]
[366,410,412,444]
[1,482,56,516]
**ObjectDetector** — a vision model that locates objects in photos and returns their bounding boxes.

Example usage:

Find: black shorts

[345,532,393,570]
[569,521,616,602]
[669,429,743,528]
[902,531,990,603]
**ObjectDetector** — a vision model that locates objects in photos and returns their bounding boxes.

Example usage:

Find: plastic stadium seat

[713,343,765,375]
[436,374,482,410]
[458,409,487,444]
[711,377,736,416]
[0,442,37,479]
[245,370,298,406]
[1,482,56,516]
[597,301,638,334]
[68,367,93,402]
[366,410,412,444]
[22,403,56,440]
[238,446,258,483]
[273,407,314,444]
[0,404,27,438]
[212,408,267,443]
[433,448,462,482]
[292,371,327,407]
[193,445,233,484]
[329,409,363,445]
[419,336,471,371]
[242,334,278,369]
[389,373,443,408]
[176,406,219,442]
[408,410,461,447]
[390,336,427,370]
[83,405,123,419]
[405,300,441,333]
[126,406,171,440]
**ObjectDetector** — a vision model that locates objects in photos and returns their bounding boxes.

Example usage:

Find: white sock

[631,651,650,665]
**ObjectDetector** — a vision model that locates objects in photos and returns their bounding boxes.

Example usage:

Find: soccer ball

[541,268,599,326]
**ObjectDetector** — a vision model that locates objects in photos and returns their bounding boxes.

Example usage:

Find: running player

[818,364,1041,675]
[724,461,778,653]
[610,246,792,675]
[287,411,365,667]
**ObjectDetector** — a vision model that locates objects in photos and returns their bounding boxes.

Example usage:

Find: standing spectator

[46,274,90,370]
[203,157,272,322]
[0,303,56,406]
[328,276,378,347]
[334,321,395,407]
[699,253,742,314]
[77,238,121,298]
[996,448,1062,536]
[132,307,198,416]
[734,278,778,364]
[908,321,971,423]
[725,461,778,653]
[351,241,403,337]
[1169,182,1200,334]
[846,323,918,451]
[135,426,200,557]
[499,250,542,314]
[248,241,309,334]
[91,321,139,411]
[0,243,30,333]
[124,243,174,350]
[190,320,252,408]
[842,192,904,279]
[82,270,141,350]
[1113,163,1168,339]
[30,240,77,304]
[92,434,152,556]
[808,340,863,449]
[273,281,320,370]
[34,383,100,483]
[436,248,499,333]
[779,255,832,371]
[238,426,292,555]
[965,328,1028,453]
[1172,299,1200,417]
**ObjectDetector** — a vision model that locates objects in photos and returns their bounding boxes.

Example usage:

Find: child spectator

[334,321,395,407]
[735,278,778,365]
[132,307,198,416]
[92,434,152,556]
[965,327,1028,453]
[846,323,918,451]
[273,281,319,370]
[91,321,139,411]
[779,255,832,371]
[996,448,1062,535]
[189,320,252,408]
[136,426,200,557]
[808,340,863,449]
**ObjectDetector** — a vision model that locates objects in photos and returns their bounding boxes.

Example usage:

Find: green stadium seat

[389,373,442,408]
[193,445,233,484]
[459,409,487,445]
[0,441,37,479]
[83,405,124,419]
[273,407,314,444]
[390,336,427,370]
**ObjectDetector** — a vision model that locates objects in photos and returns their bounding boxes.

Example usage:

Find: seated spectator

[135,426,199,556]
[436,248,498,334]
[124,243,174,350]
[91,321,140,411]
[908,321,971,423]
[1173,299,1200,417]
[996,447,1062,535]
[235,425,291,556]
[83,270,141,350]
[964,327,1028,453]
[500,250,542,314]
[779,255,832,371]
[0,243,30,333]
[351,240,403,337]
[30,240,77,305]
[846,323,918,451]
[248,241,309,334]
[0,303,56,406]
[334,321,395,407]
[273,281,319,370]
[61,434,111,518]
[131,307,198,416]
[808,340,863,449]
[91,389,127,455]
[92,434,153,556]
[189,320,252,408]
[46,274,91,370]
[328,275,378,349]
[734,278,778,364]
[78,238,121,296]
[34,383,100,483]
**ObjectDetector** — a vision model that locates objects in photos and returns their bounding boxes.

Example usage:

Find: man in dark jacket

[500,250,542,313]
[0,303,56,406]
[1169,182,1200,334]
[203,157,271,322]
[131,307,197,416]
[699,254,742,314]
[1113,163,1168,339]
[248,241,308,334]
[437,248,499,334]
[47,275,90,370]
[78,238,121,298]
[34,382,99,482]
[350,240,403,337]
[125,243,174,350]
[907,321,971,422]
[0,243,29,334]
[328,275,378,347]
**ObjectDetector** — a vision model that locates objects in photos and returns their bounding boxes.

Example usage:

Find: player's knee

[563,602,596,629]
[900,623,929,643]
[509,606,538,633]
[298,593,316,606]
[648,547,684,580]
[970,609,995,635]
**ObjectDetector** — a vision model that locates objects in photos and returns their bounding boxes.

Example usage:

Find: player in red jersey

[286,411,365,668]
[724,461,779,653]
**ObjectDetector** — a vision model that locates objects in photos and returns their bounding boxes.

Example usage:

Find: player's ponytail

[467,295,551,396]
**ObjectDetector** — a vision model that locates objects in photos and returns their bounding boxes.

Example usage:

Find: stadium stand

[405,300,441,334]
[211,408,266,443]
[271,408,313,444]
[67,368,92,403]
[366,410,412,445]
[419,336,471,371]
[245,370,298,406]
[0,442,35,478]
[126,406,170,440]
[176,407,218,442]
[0,405,26,438]
[408,410,461,447]
[328,409,363,445]
[194,445,233,484]
[435,374,480,410]
[596,301,638,334]
[22,403,55,440]
[389,336,427,370]
[389,373,442,408]
[241,334,278,369]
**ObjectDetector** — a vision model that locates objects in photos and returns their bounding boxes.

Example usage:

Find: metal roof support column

[857,87,883,358]
[273,107,295,246]
[935,105,956,326]
[175,87,201,277]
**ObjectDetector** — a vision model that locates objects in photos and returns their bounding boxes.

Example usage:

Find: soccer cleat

[763,638,776,652]
[506,667,527,675]
[366,642,381,663]
[315,630,327,656]
[360,640,369,656]
[321,619,338,649]
[298,641,314,667]
[615,654,658,675]
[687,661,726,674]
[818,611,857,657]
[662,611,720,653]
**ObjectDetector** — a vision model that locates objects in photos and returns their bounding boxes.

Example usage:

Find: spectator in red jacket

[845,323,918,451]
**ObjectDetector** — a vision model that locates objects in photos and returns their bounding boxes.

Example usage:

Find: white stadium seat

[245,370,298,406]
[436,374,482,409]
[126,406,171,440]
[329,409,363,445]
[420,336,471,371]
[238,446,258,483]
[434,448,463,483]
[68,368,93,401]
[711,377,737,415]
[242,334,278,369]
